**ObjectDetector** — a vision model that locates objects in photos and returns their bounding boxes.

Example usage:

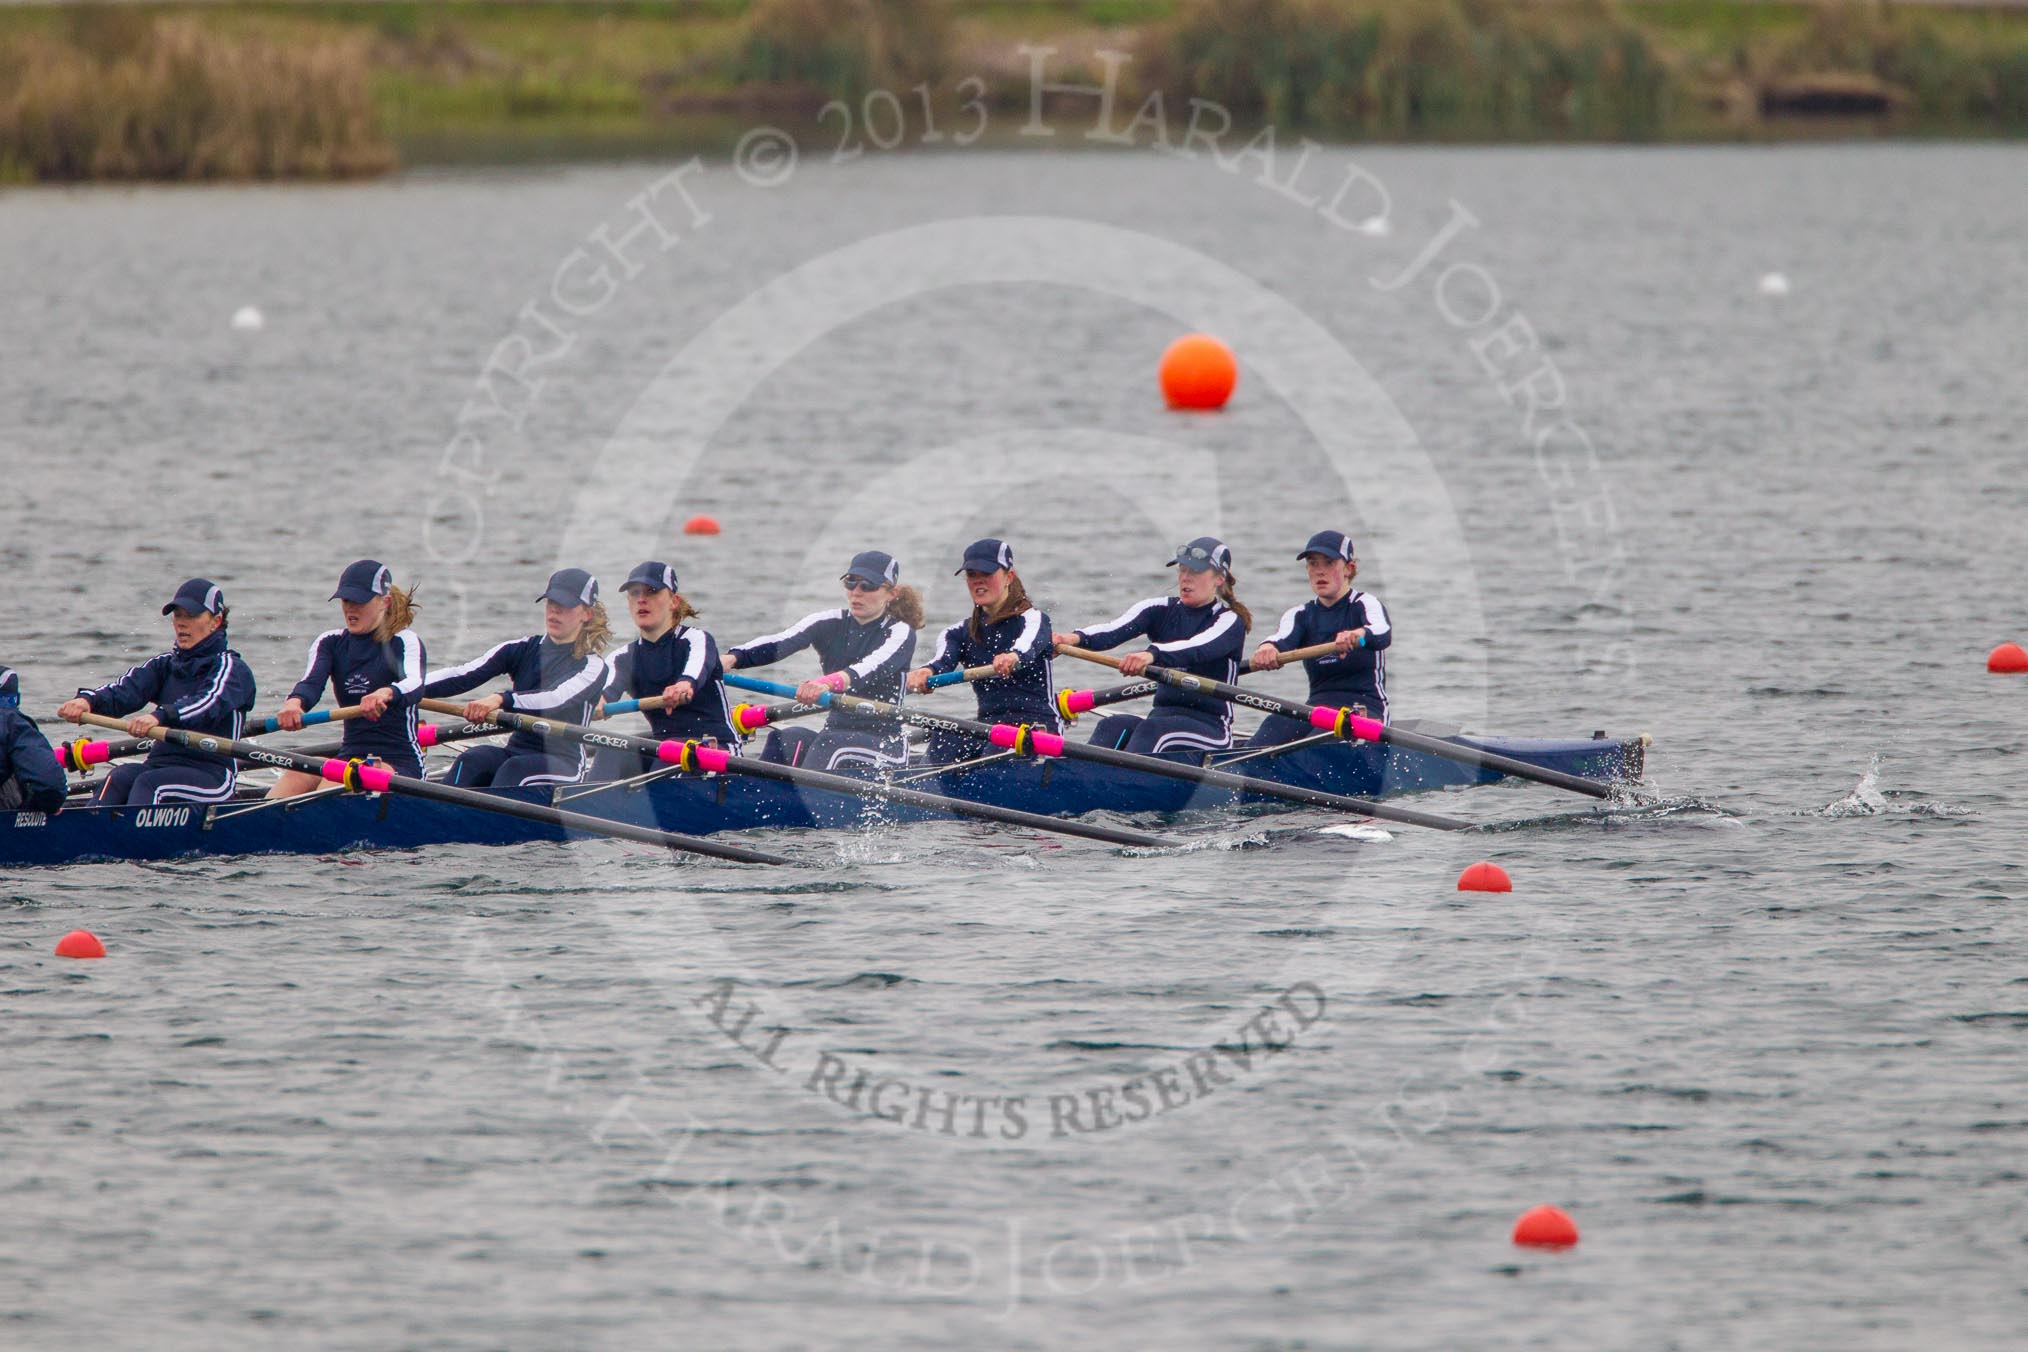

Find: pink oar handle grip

[734,703,771,732]
[654,740,731,773]
[1308,706,1385,741]
[320,758,393,791]
[56,739,113,770]
[1061,690,1096,715]
[417,723,441,747]
[987,724,1066,757]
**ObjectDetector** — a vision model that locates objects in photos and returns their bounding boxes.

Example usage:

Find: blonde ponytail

[374,583,417,644]
[573,600,613,658]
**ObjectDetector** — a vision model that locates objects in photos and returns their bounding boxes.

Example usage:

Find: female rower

[267,560,427,798]
[56,579,257,807]
[722,551,921,771]
[1247,529,1392,746]
[0,666,66,815]
[904,538,1059,764]
[420,568,612,788]
[594,560,738,779]
[1052,536,1250,760]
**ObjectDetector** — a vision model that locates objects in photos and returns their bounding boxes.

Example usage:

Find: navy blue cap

[537,568,599,607]
[162,578,226,616]
[1296,530,1355,562]
[842,551,900,588]
[623,561,679,593]
[1167,536,1232,574]
[331,559,393,604]
[0,665,17,704]
[956,538,1013,575]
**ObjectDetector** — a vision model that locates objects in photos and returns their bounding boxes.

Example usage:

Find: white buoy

[1757,272,1790,297]
[231,305,265,331]
[1356,215,1391,238]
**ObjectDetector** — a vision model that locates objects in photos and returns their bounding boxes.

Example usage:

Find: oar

[721,674,1469,831]
[601,692,827,727]
[929,641,1343,695]
[52,708,502,774]
[420,698,1176,850]
[54,703,366,773]
[1056,645,1615,800]
[71,712,789,866]
[923,663,1000,689]
[1049,641,1344,722]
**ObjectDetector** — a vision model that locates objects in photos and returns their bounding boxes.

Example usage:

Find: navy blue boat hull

[1,731,1642,867]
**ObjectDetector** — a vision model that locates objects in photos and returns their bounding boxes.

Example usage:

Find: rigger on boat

[10,533,1647,867]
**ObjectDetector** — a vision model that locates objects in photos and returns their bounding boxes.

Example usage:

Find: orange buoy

[1988,642,2028,673]
[1159,334,1237,410]
[55,930,106,959]
[1512,1204,1579,1249]
[1457,861,1512,893]
[683,514,722,536]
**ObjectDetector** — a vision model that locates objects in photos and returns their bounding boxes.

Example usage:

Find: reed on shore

[1137,0,1674,138]
[0,10,393,182]
[3,1,2026,182]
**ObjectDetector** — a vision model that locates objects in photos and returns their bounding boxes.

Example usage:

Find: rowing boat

[0,723,1642,867]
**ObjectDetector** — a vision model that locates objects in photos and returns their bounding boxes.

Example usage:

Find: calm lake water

[2,142,2024,1349]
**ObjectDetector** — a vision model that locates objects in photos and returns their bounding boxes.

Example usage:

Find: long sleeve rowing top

[1070,597,1245,723]
[289,628,428,766]
[605,625,738,745]
[727,609,916,738]
[923,607,1061,732]
[0,708,66,814]
[77,628,256,771]
[1261,590,1391,719]
[422,635,608,759]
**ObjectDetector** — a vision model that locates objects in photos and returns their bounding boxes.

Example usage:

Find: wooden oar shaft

[423,699,1174,849]
[1252,640,1341,664]
[248,702,373,734]
[1055,645,1613,799]
[74,713,788,866]
[720,674,1468,831]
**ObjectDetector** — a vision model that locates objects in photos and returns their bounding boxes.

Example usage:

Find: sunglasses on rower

[1173,543,1229,569]
[841,578,885,593]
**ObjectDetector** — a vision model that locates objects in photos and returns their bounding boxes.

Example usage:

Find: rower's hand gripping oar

[1055,645,1617,800]
[720,674,1471,832]
[927,641,1343,697]
[1047,643,1344,725]
[54,702,378,775]
[419,699,1176,850]
[70,712,790,866]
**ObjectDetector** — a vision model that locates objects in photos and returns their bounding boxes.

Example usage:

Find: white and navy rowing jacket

[923,607,1061,733]
[1073,597,1246,726]
[422,635,608,766]
[289,628,427,767]
[77,627,256,771]
[727,609,916,738]
[605,624,739,746]
[1263,589,1392,719]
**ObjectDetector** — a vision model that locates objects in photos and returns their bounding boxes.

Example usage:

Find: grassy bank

[3,1,2026,181]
